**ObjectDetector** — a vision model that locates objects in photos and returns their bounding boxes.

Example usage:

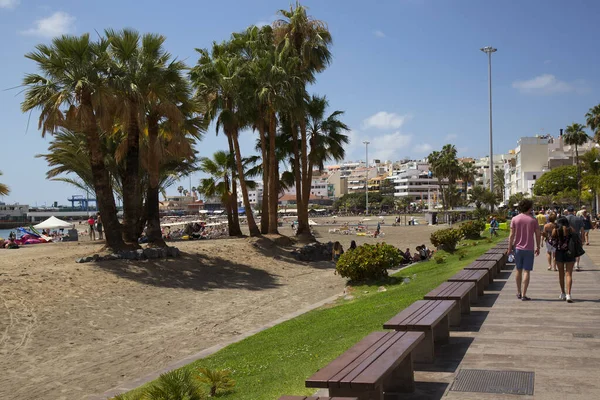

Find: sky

[0,0,598,206]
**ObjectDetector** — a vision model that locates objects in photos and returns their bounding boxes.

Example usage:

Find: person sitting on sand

[349,240,357,251]
[332,241,344,262]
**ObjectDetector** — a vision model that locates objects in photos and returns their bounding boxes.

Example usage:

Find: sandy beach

[0,217,441,399]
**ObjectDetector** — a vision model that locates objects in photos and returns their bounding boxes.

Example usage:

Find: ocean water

[0,228,15,239]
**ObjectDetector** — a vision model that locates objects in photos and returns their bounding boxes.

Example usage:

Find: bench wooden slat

[383,300,454,329]
[424,282,474,300]
[349,331,423,389]
[307,332,387,388]
[336,331,400,388]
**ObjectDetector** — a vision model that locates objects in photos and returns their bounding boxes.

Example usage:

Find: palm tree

[459,161,477,200]
[198,151,240,236]
[177,186,184,195]
[37,127,198,213]
[493,168,505,201]
[191,41,260,236]
[21,34,126,251]
[274,2,332,236]
[564,123,591,206]
[0,171,9,196]
[586,104,600,143]
[428,145,461,210]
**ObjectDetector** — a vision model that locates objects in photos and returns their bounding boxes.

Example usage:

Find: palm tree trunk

[226,134,242,236]
[268,111,279,234]
[298,120,311,235]
[223,175,236,236]
[122,106,141,245]
[258,120,269,234]
[82,94,126,251]
[291,122,308,236]
[145,117,166,247]
[576,144,581,207]
[232,131,260,236]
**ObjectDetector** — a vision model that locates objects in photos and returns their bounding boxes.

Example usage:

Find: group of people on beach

[508,199,590,303]
[331,240,432,264]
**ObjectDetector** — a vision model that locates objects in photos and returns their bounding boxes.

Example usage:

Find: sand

[0,217,440,400]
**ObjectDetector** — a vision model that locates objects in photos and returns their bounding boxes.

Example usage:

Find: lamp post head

[363,141,370,145]
[480,46,497,54]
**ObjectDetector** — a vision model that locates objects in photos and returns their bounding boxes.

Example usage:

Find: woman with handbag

[548,216,576,303]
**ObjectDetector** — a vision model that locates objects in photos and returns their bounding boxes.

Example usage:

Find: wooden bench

[423,282,475,326]
[279,397,357,400]
[484,248,508,266]
[383,300,455,363]
[448,269,488,297]
[306,331,424,400]
[476,252,505,274]
[464,260,497,284]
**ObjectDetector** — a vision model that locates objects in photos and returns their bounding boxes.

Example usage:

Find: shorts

[545,242,555,253]
[555,250,576,263]
[515,249,534,271]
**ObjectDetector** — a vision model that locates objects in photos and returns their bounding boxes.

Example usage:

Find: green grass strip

[122,232,507,399]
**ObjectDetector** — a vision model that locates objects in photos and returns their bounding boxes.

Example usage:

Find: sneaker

[576,265,581,271]
[566,294,573,303]
[559,293,566,301]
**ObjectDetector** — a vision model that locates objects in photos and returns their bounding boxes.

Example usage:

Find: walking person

[507,199,541,301]
[87,215,96,241]
[543,212,558,271]
[565,206,585,271]
[582,209,592,245]
[548,216,576,302]
[96,214,103,240]
[489,216,499,237]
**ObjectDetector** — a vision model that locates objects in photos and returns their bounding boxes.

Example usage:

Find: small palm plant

[196,367,235,397]
[143,369,204,400]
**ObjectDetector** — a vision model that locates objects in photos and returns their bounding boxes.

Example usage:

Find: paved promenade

[398,232,600,399]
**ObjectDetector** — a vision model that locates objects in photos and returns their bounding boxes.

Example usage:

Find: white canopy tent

[33,216,74,230]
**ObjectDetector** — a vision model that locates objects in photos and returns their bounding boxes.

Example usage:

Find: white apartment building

[0,203,29,218]
[474,154,509,188]
[503,133,597,202]
[388,160,440,204]
[237,183,264,206]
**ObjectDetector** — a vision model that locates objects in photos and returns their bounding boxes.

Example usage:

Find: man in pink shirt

[507,199,541,301]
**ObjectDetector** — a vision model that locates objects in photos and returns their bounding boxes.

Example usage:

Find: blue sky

[0,0,598,205]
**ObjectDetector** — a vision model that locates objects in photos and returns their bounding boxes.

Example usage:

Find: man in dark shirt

[565,205,585,271]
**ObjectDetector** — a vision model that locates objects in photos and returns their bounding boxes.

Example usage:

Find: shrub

[434,254,447,264]
[430,228,462,253]
[460,220,485,239]
[197,367,235,397]
[336,243,403,282]
[143,369,204,400]
[456,249,468,260]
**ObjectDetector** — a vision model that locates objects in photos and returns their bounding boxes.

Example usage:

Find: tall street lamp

[481,46,497,195]
[363,140,370,214]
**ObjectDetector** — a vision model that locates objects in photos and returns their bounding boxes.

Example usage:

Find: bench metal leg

[383,352,415,394]
[476,279,485,296]
[460,295,471,315]
[449,301,461,326]
[330,385,383,400]
[412,328,434,363]
[433,315,450,344]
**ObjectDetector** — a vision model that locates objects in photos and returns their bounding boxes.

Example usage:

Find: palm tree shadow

[93,252,281,291]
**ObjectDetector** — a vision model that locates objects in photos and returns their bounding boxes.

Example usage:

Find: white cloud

[445,134,458,140]
[362,111,410,130]
[414,143,432,153]
[0,0,19,9]
[373,30,386,38]
[21,11,75,38]
[370,132,413,160]
[512,74,589,95]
